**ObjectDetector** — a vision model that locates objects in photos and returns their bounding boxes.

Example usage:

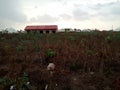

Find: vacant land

[0,31,120,90]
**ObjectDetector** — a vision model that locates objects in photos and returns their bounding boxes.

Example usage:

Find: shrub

[47,48,55,58]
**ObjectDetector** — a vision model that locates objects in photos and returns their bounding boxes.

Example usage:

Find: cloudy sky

[0,0,120,30]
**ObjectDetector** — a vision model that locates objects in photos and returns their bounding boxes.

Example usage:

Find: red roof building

[24,25,58,33]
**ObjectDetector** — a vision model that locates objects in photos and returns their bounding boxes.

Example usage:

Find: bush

[47,48,55,58]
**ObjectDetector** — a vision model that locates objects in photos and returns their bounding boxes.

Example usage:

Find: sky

[0,0,120,30]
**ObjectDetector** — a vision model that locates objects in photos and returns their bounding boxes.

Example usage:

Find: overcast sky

[0,0,120,30]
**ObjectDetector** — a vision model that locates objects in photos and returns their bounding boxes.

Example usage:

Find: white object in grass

[26,81,30,85]
[90,72,94,75]
[47,63,55,71]
[45,84,48,90]
[10,85,14,90]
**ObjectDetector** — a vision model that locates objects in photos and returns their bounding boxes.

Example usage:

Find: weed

[20,72,29,90]
[47,48,55,58]
[0,78,14,89]
[16,45,24,52]
[68,36,76,41]
[34,45,41,52]
[105,36,111,43]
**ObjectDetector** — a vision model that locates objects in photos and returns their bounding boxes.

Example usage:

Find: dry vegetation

[0,31,120,90]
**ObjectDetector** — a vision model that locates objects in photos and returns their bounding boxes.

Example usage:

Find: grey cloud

[99,2,120,14]
[92,2,120,21]
[60,14,72,20]
[73,8,90,21]
[30,14,58,23]
[0,0,27,22]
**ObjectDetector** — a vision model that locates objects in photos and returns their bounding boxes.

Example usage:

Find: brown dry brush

[0,32,120,89]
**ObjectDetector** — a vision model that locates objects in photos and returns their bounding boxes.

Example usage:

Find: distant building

[58,28,73,33]
[24,25,58,34]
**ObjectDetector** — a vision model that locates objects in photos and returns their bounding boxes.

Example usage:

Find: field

[0,31,120,90]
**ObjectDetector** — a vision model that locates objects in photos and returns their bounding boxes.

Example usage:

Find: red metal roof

[24,25,58,31]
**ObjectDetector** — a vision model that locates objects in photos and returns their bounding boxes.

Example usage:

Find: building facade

[24,25,58,34]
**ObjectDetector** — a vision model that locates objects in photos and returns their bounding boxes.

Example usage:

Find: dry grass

[0,31,120,89]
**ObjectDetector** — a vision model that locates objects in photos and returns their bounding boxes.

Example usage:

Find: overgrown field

[0,31,120,90]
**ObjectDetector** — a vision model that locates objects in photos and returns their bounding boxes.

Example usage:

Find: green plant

[81,38,86,46]
[0,78,14,89]
[20,72,29,90]
[47,48,55,58]
[68,36,76,41]
[4,44,10,50]
[86,49,93,55]
[105,36,111,43]
[2,29,8,34]
[16,45,24,52]
[34,45,41,52]
[0,78,7,86]
[70,63,77,71]
[65,28,70,33]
